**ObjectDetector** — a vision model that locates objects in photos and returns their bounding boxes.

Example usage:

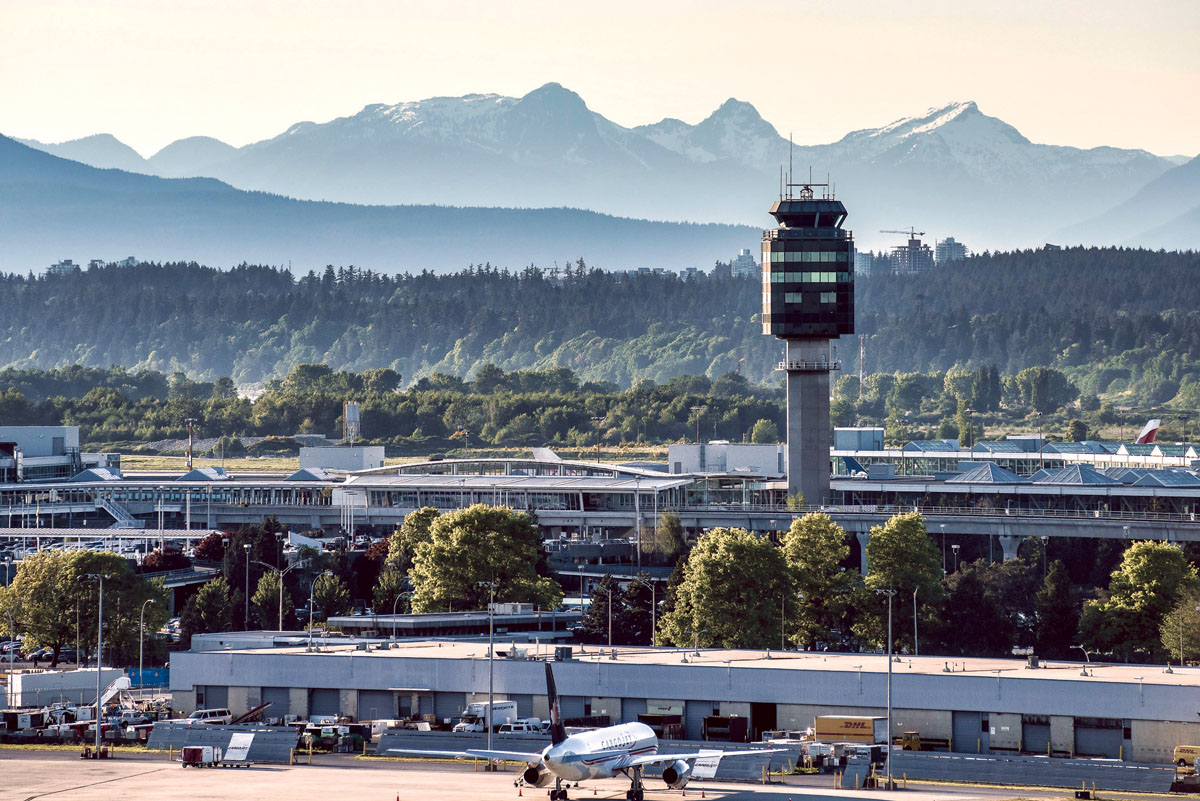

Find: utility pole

[183,418,198,469]
[139,599,156,690]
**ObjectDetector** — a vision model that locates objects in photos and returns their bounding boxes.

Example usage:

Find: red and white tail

[1135,419,1161,444]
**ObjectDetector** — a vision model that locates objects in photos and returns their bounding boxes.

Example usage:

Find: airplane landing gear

[550,777,570,801]
[624,767,645,801]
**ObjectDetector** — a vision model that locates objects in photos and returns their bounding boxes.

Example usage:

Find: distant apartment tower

[935,236,968,264]
[46,259,79,276]
[888,237,934,273]
[731,248,758,278]
[761,179,853,504]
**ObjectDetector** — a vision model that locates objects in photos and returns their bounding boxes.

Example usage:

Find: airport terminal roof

[945,463,1028,484]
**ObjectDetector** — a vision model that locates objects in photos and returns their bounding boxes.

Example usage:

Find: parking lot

[0,750,1056,801]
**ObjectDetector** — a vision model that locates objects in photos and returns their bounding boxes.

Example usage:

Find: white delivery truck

[452,700,518,733]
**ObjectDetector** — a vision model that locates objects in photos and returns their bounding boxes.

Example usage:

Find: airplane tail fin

[1136,419,1161,444]
[545,662,566,745]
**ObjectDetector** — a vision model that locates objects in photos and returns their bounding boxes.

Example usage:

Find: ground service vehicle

[1176,745,1200,767]
[452,700,517,733]
[187,708,233,725]
[180,746,222,767]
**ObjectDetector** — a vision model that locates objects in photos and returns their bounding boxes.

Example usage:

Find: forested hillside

[1,248,1198,405]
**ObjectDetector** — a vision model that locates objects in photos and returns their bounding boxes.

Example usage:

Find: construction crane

[880,227,925,239]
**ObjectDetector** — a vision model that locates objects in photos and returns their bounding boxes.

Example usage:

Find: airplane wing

[386,747,543,763]
[614,747,785,770]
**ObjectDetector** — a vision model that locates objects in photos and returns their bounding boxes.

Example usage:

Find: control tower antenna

[761,174,854,505]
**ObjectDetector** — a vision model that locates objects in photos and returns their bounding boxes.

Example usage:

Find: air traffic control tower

[762,180,854,504]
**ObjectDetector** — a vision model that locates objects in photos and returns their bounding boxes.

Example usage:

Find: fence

[890,751,1174,792]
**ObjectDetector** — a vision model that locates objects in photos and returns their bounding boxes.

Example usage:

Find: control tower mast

[761,177,854,504]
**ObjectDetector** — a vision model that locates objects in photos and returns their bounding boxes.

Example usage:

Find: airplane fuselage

[541,721,658,781]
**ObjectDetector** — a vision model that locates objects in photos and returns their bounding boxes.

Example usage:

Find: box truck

[452,700,518,733]
[814,715,888,744]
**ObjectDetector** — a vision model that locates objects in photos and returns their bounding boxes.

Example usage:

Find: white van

[187,708,233,725]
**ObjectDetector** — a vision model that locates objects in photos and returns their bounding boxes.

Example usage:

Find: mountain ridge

[14,86,1190,248]
[0,134,757,272]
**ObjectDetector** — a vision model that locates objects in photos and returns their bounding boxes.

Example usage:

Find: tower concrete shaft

[784,339,833,504]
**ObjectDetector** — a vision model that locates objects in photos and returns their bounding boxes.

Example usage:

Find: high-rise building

[888,237,934,273]
[935,236,968,264]
[731,248,758,278]
[761,181,853,504]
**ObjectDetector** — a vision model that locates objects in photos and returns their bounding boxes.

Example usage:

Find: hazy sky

[3,0,1197,157]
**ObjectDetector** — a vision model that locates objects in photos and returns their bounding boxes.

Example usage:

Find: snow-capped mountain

[14,87,1187,249]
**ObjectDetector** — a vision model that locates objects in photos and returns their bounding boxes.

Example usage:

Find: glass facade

[761,237,855,337]
[760,195,855,339]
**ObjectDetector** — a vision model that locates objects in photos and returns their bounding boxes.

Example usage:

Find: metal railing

[661,503,1200,525]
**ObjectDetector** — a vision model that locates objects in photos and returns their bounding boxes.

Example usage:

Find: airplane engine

[522,766,552,787]
[661,760,693,789]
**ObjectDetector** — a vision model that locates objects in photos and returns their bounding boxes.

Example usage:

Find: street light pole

[876,588,897,790]
[254,558,309,631]
[243,542,251,629]
[912,588,919,657]
[634,475,641,569]
[81,572,109,756]
[633,575,656,647]
[139,599,155,690]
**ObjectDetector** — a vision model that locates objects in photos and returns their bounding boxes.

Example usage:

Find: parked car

[187,708,233,725]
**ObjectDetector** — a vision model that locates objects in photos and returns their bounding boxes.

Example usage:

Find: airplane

[389,662,783,800]
[1135,419,1161,444]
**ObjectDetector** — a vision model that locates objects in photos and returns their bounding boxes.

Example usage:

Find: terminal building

[168,639,1199,764]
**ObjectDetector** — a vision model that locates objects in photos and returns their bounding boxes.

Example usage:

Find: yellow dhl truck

[814,716,888,744]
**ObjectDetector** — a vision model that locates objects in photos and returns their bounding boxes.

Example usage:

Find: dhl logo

[840,722,869,729]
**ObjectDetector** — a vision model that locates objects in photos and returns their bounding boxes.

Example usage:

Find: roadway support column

[856,531,870,575]
[998,535,1022,562]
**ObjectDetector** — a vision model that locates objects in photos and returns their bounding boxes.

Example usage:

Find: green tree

[0,549,168,667]
[749,418,779,443]
[388,507,440,573]
[657,528,793,649]
[180,576,234,647]
[409,505,563,612]
[578,574,623,645]
[312,573,352,620]
[1081,541,1199,660]
[853,512,945,651]
[252,570,294,630]
[1066,419,1088,442]
[942,561,1016,656]
[781,513,858,649]
[1035,560,1079,659]
[1160,593,1200,664]
[372,568,410,617]
[646,512,687,564]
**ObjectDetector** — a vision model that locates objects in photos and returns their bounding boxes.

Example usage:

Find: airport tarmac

[0,751,1060,801]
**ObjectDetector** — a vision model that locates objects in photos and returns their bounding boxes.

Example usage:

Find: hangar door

[310,689,340,717]
[261,687,290,717]
[435,692,466,723]
[952,712,985,754]
[200,685,229,710]
[685,702,716,741]
[358,691,395,721]
[1022,715,1050,755]
[1074,718,1122,758]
